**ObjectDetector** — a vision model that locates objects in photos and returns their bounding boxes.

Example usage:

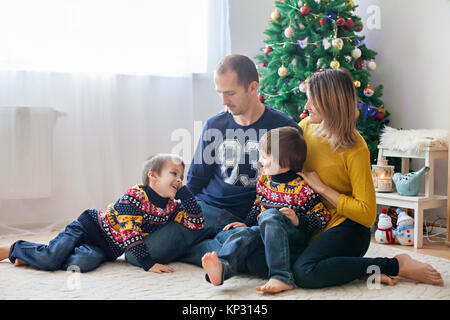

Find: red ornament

[375,112,385,121]
[354,20,363,32]
[336,17,345,26]
[258,94,265,103]
[319,19,326,26]
[264,46,272,56]
[300,112,308,120]
[262,61,267,67]
[300,6,310,16]
[345,19,354,29]
[354,59,365,70]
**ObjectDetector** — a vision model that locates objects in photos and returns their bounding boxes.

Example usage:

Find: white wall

[193,0,449,222]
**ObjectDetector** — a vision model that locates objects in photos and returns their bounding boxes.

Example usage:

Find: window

[0,0,209,75]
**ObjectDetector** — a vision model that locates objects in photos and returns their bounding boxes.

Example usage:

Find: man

[126,54,301,277]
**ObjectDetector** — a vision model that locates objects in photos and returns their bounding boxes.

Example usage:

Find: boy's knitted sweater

[78,185,204,271]
[244,171,331,233]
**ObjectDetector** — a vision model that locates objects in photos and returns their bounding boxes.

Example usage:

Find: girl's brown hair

[259,127,306,172]
[307,68,358,151]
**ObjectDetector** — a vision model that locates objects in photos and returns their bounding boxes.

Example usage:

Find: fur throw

[379,126,448,154]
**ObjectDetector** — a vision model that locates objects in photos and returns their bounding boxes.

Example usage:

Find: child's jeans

[258,208,311,287]
[215,208,311,287]
[9,220,107,273]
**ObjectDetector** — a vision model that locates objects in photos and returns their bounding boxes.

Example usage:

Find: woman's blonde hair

[307,68,359,151]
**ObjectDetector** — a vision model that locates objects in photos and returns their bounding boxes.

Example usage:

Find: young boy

[202,127,331,293]
[0,154,205,273]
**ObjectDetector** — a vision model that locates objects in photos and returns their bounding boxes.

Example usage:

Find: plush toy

[375,208,395,244]
[393,208,414,245]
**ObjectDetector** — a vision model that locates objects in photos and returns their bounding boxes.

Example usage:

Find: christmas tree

[255,0,389,164]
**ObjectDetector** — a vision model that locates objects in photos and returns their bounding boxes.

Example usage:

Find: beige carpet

[1,232,449,300]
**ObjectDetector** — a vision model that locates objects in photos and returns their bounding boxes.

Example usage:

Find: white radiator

[0,107,63,199]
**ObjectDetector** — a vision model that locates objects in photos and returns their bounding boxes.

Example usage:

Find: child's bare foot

[0,245,11,261]
[395,254,444,286]
[256,278,294,294]
[13,258,29,267]
[202,252,223,286]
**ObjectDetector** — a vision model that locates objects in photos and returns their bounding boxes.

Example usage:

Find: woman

[294,68,443,289]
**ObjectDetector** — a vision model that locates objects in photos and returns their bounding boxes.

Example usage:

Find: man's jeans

[125,201,268,278]
[9,220,107,273]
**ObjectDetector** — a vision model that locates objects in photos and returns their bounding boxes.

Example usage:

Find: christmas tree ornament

[299,81,307,93]
[300,6,310,16]
[284,26,295,38]
[348,0,355,10]
[354,59,365,70]
[258,94,265,103]
[332,38,344,50]
[351,47,362,59]
[345,19,354,29]
[364,85,374,97]
[374,111,385,120]
[300,112,308,120]
[298,37,308,49]
[262,61,267,67]
[354,80,361,87]
[330,58,340,69]
[271,9,280,21]
[278,64,288,77]
[336,17,345,27]
[367,59,377,71]
[354,20,363,32]
[264,46,272,56]
[319,19,326,25]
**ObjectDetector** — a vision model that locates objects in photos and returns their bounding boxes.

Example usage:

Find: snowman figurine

[393,208,414,246]
[375,208,395,244]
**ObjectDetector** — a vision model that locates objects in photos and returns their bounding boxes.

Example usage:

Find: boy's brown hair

[141,154,185,186]
[259,127,306,172]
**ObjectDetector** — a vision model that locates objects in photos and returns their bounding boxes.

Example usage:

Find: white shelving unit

[375,146,448,248]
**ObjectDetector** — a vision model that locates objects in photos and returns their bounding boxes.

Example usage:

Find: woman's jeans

[9,220,107,273]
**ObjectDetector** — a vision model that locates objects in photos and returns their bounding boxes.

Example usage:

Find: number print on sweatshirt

[217,139,259,186]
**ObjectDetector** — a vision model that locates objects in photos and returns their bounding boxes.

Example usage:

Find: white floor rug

[1,232,449,300]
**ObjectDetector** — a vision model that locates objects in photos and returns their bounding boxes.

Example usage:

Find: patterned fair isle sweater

[244,171,331,234]
[78,185,204,271]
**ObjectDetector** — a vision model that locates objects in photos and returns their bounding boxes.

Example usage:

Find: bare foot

[361,273,398,286]
[395,254,444,286]
[0,245,10,261]
[256,278,294,294]
[201,252,223,286]
[13,258,29,267]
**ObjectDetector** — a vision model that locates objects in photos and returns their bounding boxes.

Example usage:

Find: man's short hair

[141,154,185,186]
[259,127,307,172]
[215,54,259,89]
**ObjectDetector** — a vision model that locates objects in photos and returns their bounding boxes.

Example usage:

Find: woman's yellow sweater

[299,119,377,238]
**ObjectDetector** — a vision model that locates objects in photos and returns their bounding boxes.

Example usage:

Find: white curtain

[0,0,230,235]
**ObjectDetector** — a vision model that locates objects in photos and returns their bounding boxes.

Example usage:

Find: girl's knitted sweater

[78,185,204,271]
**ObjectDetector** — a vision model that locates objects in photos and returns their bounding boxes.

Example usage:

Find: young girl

[0,154,205,273]
[201,126,330,293]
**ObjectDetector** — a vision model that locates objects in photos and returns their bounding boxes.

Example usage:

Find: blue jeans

[126,201,269,279]
[9,220,107,273]
[215,208,310,286]
[292,219,399,289]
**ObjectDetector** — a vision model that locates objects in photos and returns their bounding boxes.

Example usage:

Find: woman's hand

[296,171,326,194]
[223,222,247,231]
[279,208,299,227]
[149,263,175,274]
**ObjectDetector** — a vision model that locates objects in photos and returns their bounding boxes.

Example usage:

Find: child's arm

[115,190,156,271]
[171,186,205,230]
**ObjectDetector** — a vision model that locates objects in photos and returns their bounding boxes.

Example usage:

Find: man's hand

[149,263,175,274]
[223,222,247,230]
[279,207,299,227]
